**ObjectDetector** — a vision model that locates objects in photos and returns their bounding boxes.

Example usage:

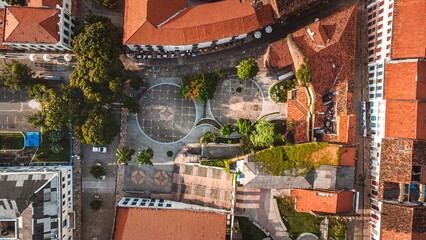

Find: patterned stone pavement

[210,77,263,125]
[137,84,196,143]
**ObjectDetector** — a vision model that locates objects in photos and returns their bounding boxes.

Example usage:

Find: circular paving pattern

[154,171,169,186]
[131,170,146,185]
[210,78,263,125]
[137,84,196,143]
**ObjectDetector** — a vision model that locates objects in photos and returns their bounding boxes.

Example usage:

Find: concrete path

[82,180,116,193]
[255,72,287,121]
[239,189,291,240]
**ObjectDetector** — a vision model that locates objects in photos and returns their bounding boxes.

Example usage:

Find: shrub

[240,136,255,154]
[200,159,231,168]
[90,165,105,179]
[94,0,117,9]
[90,200,102,211]
[200,132,218,145]
[236,87,242,93]
[269,78,296,103]
[250,119,275,148]
[29,84,49,102]
[49,143,64,154]
[123,97,139,114]
[237,58,259,80]
[237,118,252,135]
[181,72,220,104]
[220,123,235,137]
[49,131,64,143]
[167,151,173,157]
[135,147,154,167]
[130,76,145,90]
[296,58,312,86]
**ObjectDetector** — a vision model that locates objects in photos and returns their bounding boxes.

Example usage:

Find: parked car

[92,147,107,153]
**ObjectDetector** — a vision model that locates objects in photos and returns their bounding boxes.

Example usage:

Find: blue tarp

[25,132,40,147]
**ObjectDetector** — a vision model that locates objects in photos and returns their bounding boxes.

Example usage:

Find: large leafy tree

[296,58,312,86]
[237,118,252,135]
[250,119,275,147]
[43,92,69,131]
[0,60,35,89]
[135,147,154,167]
[3,0,25,6]
[81,107,119,146]
[94,0,117,9]
[237,58,259,80]
[70,15,125,104]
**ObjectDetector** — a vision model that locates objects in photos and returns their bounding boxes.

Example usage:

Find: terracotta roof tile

[291,189,353,213]
[380,203,426,239]
[114,207,227,240]
[27,0,61,8]
[339,146,356,166]
[123,0,274,45]
[385,101,426,140]
[0,9,12,50]
[269,40,293,69]
[384,60,426,101]
[391,0,426,59]
[4,7,60,44]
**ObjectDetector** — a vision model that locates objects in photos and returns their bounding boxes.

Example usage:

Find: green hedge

[0,133,24,150]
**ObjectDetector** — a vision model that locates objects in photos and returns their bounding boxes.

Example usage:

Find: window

[62,194,65,199]
[369,50,375,56]
[62,201,65,206]
[371,123,377,128]
[68,180,71,185]
[62,184,65,188]
[378,9,384,14]
[371,116,377,121]
[369,66,375,71]
[64,30,69,36]
[63,219,67,227]
[388,12,392,17]
[377,32,382,37]
[377,93,382,98]
[368,43,375,48]
[377,71,383,76]
[369,80,374,85]
[412,166,422,182]
[377,24,383,30]
[389,4,393,9]
[64,22,69,29]
[65,3,69,9]
[387,20,392,26]
[63,38,69,45]
[370,94,375,99]
[368,36,375,41]
[62,177,65,181]
[377,86,382,90]
[64,14,70,21]
[371,109,376,114]
[371,130,376,134]
[387,28,392,34]
[370,87,375,91]
[377,39,382,44]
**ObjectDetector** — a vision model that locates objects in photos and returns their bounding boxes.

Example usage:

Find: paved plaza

[137,84,196,143]
[210,77,263,125]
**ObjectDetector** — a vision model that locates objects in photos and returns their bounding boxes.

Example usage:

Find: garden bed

[254,142,338,176]
[218,136,241,144]
[236,216,267,240]
[33,130,70,162]
[276,196,323,238]
[0,132,25,150]
[328,218,347,240]
[195,118,221,129]
[269,77,296,103]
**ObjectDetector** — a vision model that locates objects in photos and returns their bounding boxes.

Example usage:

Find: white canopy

[265,26,272,33]
[64,54,72,62]
[254,31,262,39]
[29,54,37,61]
[43,54,51,62]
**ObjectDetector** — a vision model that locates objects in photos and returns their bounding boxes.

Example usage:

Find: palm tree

[116,147,135,165]
[135,147,154,167]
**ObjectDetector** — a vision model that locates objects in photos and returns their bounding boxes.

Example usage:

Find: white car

[92,147,107,153]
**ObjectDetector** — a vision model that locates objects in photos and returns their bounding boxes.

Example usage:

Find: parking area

[0,89,41,132]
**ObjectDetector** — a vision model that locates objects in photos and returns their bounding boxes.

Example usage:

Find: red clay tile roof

[380,203,426,240]
[337,115,356,144]
[114,207,227,240]
[123,0,274,45]
[27,0,61,8]
[391,0,426,59]
[309,21,330,47]
[0,9,13,50]
[3,7,60,44]
[287,88,309,143]
[385,101,426,140]
[269,40,293,69]
[380,139,426,185]
[384,60,426,101]
[291,189,353,214]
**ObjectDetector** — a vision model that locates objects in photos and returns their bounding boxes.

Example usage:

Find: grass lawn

[236,217,267,240]
[254,142,340,176]
[33,130,70,162]
[0,132,25,150]
[276,197,323,239]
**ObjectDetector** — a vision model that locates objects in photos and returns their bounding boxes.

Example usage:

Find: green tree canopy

[237,58,259,80]
[123,97,139,114]
[90,165,105,179]
[237,118,252,135]
[81,107,119,146]
[94,0,117,9]
[116,147,135,165]
[0,60,35,89]
[220,123,235,137]
[3,0,25,6]
[200,132,218,146]
[135,147,154,167]
[250,119,275,147]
